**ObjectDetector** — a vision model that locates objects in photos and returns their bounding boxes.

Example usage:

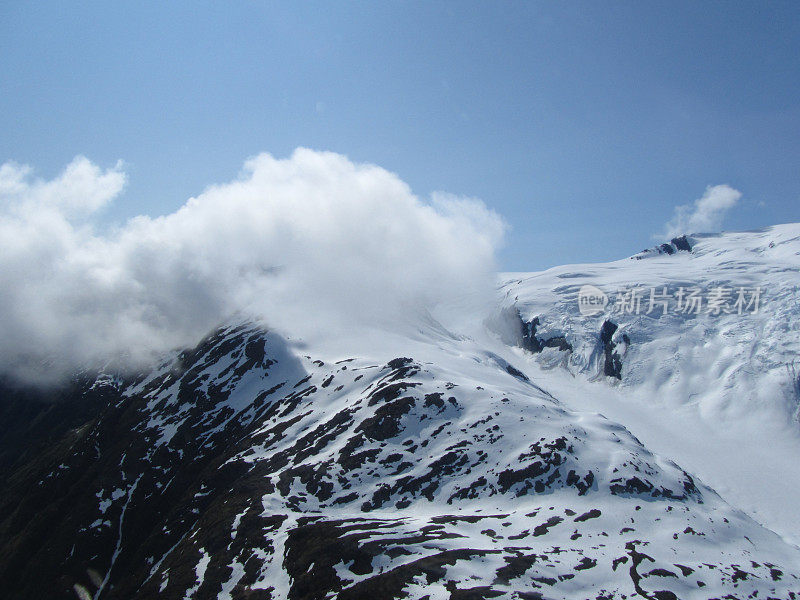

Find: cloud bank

[663,184,742,239]
[0,149,505,383]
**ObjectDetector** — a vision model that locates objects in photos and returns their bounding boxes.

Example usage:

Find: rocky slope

[1,316,800,599]
[3,224,800,599]
[499,223,800,547]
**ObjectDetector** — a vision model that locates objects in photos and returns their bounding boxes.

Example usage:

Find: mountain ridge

[2,224,800,599]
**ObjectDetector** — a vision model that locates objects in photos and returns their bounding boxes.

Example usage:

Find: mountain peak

[633,234,694,259]
[3,224,800,598]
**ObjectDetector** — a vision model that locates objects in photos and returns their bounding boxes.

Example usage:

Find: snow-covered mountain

[1,225,800,599]
[500,223,800,548]
[502,224,800,422]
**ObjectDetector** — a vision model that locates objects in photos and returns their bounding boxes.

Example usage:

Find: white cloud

[0,149,505,384]
[663,184,742,239]
[0,156,126,216]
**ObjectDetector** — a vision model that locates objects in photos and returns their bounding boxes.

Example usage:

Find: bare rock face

[600,320,623,380]
[509,309,573,355]
[671,235,693,252]
[1,323,798,599]
[633,234,694,260]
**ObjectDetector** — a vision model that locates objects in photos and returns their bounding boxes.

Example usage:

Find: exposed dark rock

[505,364,529,382]
[671,235,692,252]
[574,508,602,522]
[493,553,539,585]
[612,556,628,571]
[600,320,617,345]
[648,568,678,578]
[509,309,573,354]
[356,396,416,441]
[521,314,543,353]
[600,320,623,380]
[575,557,597,570]
[542,336,572,351]
[532,516,563,536]
[633,235,692,259]
[625,541,655,598]
[0,321,793,599]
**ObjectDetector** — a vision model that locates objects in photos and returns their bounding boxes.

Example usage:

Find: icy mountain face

[2,321,800,599]
[499,223,800,550]
[501,223,800,423]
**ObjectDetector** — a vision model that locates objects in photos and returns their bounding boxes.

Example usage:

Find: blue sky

[1,1,798,270]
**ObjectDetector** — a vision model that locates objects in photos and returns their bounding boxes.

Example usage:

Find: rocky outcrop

[633,235,693,260]
[0,323,796,599]
[515,311,573,354]
[600,320,624,380]
[671,235,692,252]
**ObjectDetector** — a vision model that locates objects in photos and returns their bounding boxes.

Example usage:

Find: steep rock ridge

[501,308,573,356]
[599,321,624,380]
[0,375,116,487]
[633,235,694,259]
[1,323,799,599]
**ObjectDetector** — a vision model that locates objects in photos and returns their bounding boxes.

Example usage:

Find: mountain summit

[2,225,800,599]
